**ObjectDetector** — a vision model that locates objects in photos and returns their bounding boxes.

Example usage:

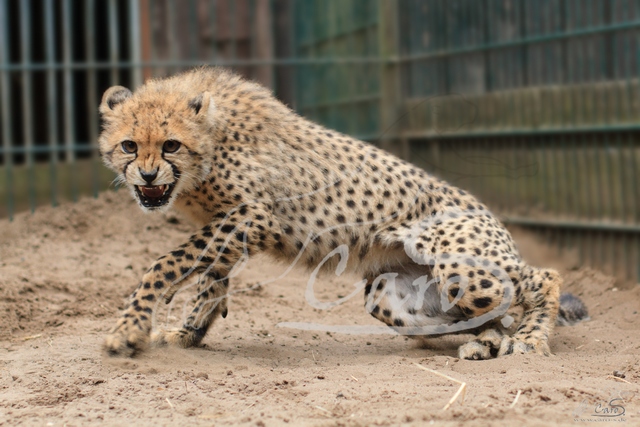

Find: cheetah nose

[139,168,158,185]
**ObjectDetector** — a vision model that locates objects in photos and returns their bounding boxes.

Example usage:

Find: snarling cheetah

[99,67,587,359]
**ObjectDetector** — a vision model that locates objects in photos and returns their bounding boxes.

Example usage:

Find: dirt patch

[0,193,638,426]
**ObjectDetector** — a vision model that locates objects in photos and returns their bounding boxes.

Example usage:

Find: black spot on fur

[473,297,492,308]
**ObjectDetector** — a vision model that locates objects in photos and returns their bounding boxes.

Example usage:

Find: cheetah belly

[366,267,465,329]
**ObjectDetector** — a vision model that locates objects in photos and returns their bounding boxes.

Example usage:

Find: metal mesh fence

[1,0,639,282]
[396,0,640,283]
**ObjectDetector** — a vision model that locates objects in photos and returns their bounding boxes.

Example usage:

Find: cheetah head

[99,85,217,212]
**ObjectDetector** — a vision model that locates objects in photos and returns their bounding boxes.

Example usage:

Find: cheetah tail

[556,293,590,326]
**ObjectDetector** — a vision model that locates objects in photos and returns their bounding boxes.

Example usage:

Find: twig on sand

[350,375,359,382]
[606,375,632,384]
[414,363,467,411]
[165,398,174,409]
[509,389,522,409]
[314,405,333,417]
[21,334,41,341]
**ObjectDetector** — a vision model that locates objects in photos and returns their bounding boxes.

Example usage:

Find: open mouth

[134,183,176,208]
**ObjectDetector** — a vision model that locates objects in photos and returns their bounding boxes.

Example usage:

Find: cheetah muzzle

[134,183,176,208]
[98,67,589,360]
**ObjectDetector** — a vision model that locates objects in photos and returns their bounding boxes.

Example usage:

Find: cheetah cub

[99,67,587,359]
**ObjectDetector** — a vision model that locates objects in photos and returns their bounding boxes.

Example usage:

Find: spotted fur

[99,67,585,359]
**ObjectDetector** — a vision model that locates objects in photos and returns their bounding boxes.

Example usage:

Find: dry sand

[0,192,638,426]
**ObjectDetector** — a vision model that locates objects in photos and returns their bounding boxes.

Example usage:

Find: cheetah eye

[121,140,138,154]
[163,140,181,153]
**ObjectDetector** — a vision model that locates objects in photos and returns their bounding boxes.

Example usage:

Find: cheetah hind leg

[497,266,561,357]
[363,272,513,361]
[459,266,561,359]
[151,276,229,348]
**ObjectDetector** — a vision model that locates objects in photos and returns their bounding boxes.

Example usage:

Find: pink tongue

[141,186,164,198]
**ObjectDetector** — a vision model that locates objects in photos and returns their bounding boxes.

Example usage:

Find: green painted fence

[399,0,640,284]
[1,0,639,283]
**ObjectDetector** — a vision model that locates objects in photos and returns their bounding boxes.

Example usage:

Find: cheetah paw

[151,328,187,348]
[458,341,493,360]
[151,327,204,348]
[103,323,149,357]
[497,337,550,357]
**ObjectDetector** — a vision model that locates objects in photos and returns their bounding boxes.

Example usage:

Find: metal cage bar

[0,0,14,219]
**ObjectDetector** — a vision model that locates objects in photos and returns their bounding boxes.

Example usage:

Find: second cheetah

[99,67,588,359]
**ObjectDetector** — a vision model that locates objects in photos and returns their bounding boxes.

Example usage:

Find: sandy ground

[0,192,638,427]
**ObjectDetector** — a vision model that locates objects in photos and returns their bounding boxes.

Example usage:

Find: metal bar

[0,0,15,219]
[139,0,152,80]
[308,0,319,123]
[576,131,590,221]
[348,0,358,134]
[230,0,237,71]
[503,217,640,233]
[0,57,389,71]
[340,0,350,133]
[19,0,36,212]
[537,136,554,217]
[299,93,380,111]
[248,0,256,80]
[62,0,77,202]
[519,0,528,87]
[129,0,143,89]
[557,134,568,217]
[396,20,640,63]
[590,135,615,219]
[628,133,640,223]
[45,0,58,207]
[618,135,631,278]
[188,0,198,62]
[288,0,297,110]
[4,145,98,155]
[624,232,631,281]
[594,138,606,266]
[401,124,640,139]
[637,234,640,284]
[108,0,119,84]
[209,0,217,61]
[148,0,157,78]
[85,0,99,198]
[569,134,581,220]
[169,0,183,72]
[296,22,377,48]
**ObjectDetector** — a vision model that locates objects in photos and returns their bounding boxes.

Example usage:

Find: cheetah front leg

[150,275,229,348]
[103,204,276,357]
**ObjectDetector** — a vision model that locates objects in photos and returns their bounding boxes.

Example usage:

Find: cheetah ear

[100,86,132,115]
[188,92,216,123]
